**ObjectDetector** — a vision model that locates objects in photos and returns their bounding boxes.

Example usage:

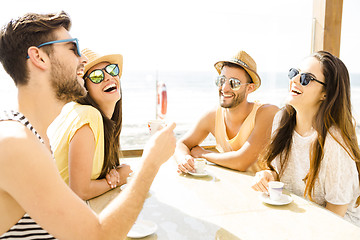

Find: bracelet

[189,145,199,151]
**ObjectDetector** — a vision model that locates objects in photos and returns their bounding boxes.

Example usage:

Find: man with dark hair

[174,50,279,173]
[0,11,176,239]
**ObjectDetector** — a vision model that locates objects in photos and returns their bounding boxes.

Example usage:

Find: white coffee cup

[147,120,165,135]
[268,181,284,201]
[194,158,206,173]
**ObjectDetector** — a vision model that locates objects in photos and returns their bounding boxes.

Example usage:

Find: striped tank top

[0,110,56,240]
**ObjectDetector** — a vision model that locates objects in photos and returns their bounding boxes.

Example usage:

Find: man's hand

[142,122,177,167]
[177,154,195,173]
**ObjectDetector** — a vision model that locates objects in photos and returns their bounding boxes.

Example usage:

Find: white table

[88,158,360,240]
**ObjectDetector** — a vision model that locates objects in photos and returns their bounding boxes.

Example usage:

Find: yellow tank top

[47,102,104,184]
[215,102,262,172]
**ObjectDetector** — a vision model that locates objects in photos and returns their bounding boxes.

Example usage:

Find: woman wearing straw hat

[48,49,132,200]
[252,51,360,226]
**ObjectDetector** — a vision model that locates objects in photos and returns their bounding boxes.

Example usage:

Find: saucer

[188,170,209,177]
[260,192,293,206]
[127,220,157,238]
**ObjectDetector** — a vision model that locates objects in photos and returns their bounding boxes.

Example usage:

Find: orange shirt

[214,102,262,172]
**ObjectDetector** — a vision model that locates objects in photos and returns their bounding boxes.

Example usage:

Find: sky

[0,0,359,139]
[0,0,358,73]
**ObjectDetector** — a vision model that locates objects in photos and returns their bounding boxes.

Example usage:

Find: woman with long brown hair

[48,49,132,200]
[252,51,360,226]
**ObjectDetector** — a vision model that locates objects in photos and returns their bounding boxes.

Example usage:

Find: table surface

[88,158,360,240]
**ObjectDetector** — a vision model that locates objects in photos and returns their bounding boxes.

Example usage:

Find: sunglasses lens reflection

[106,64,119,76]
[230,79,241,90]
[89,70,104,83]
[215,76,241,90]
[87,64,120,84]
[288,68,311,86]
[215,76,225,87]
[300,75,311,86]
[288,68,298,79]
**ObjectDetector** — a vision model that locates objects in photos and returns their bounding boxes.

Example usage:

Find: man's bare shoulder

[0,121,44,164]
[254,104,280,123]
[0,120,29,138]
[197,106,217,128]
[203,106,217,119]
[257,104,280,117]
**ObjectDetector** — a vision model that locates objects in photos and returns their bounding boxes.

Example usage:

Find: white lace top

[272,111,360,227]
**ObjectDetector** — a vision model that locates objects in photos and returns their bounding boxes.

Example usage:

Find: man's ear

[27,47,48,70]
[246,83,256,93]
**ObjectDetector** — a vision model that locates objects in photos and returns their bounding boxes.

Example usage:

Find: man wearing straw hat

[175,50,279,173]
[0,11,176,239]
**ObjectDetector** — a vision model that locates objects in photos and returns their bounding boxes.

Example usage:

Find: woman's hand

[116,164,133,186]
[251,170,276,193]
[106,168,121,189]
[190,145,211,158]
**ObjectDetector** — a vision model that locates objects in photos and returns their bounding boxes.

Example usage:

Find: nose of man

[80,54,88,65]
[221,78,233,91]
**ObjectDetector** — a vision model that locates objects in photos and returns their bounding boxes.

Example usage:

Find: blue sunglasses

[26,38,81,59]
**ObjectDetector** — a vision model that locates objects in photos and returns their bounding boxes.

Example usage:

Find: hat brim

[84,54,123,78]
[214,60,261,91]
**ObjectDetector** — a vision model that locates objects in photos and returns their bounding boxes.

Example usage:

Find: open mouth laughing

[220,91,234,99]
[290,87,302,96]
[103,83,118,93]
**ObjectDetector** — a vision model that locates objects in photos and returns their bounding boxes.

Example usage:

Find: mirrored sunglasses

[85,64,120,84]
[288,68,326,86]
[215,75,249,91]
[26,38,81,59]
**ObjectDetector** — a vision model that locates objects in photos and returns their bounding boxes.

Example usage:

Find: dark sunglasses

[215,75,249,91]
[288,68,326,86]
[85,64,120,84]
[26,38,81,59]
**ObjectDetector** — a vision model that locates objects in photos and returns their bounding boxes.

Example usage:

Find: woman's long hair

[77,83,122,179]
[260,51,360,205]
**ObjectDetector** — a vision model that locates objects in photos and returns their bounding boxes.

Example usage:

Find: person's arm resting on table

[179,105,278,172]
[325,202,349,217]
[0,121,176,240]
[174,109,216,173]
[69,124,130,200]
[194,105,278,171]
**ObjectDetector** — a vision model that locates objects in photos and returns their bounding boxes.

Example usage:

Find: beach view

[0,0,359,150]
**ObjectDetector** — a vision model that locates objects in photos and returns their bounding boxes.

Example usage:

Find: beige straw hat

[82,48,123,78]
[214,50,261,91]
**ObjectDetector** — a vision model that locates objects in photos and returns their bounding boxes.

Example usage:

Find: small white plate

[260,192,293,206]
[127,220,157,238]
[188,170,209,177]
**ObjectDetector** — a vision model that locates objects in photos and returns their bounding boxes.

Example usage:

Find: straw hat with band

[81,48,123,79]
[214,50,261,91]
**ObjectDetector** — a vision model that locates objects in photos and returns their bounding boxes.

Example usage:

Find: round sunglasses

[215,75,249,91]
[85,64,120,84]
[288,68,326,86]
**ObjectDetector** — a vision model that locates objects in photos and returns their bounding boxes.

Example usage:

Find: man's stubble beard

[50,57,86,103]
[219,89,246,108]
